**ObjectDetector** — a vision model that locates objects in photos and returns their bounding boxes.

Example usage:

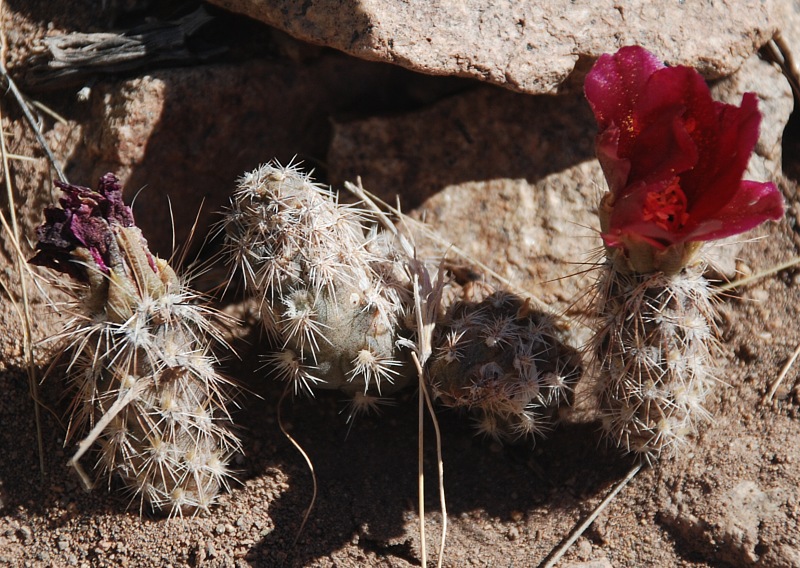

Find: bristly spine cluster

[221,162,412,411]
[31,174,240,516]
[429,286,583,442]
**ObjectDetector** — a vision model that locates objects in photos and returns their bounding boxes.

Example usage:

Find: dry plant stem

[29,100,68,126]
[0,0,65,182]
[0,100,44,476]
[0,5,67,477]
[539,463,642,568]
[3,153,37,162]
[414,351,447,568]
[712,255,800,404]
[766,31,800,100]
[763,340,800,404]
[345,180,447,568]
[277,387,318,548]
[417,354,426,568]
[715,255,800,293]
[68,380,148,490]
[0,67,66,182]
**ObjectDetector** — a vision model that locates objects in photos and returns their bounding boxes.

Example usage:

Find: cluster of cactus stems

[221,161,583,441]
[31,174,240,516]
[429,284,582,442]
[220,162,414,418]
[29,43,788,515]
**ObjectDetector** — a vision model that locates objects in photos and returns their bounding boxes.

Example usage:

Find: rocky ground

[0,1,799,567]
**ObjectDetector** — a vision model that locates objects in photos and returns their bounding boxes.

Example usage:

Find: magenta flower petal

[584,46,664,131]
[683,93,762,220]
[684,180,785,242]
[585,46,784,260]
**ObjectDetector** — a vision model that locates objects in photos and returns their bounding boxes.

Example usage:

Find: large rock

[207,0,776,94]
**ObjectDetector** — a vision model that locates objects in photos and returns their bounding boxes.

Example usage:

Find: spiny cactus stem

[68,379,148,491]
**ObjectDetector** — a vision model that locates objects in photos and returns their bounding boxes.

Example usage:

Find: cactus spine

[429,285,583,442]
[221,162,411,409]
[32,174,239,516]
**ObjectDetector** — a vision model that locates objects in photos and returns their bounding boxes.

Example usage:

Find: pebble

[18,526,32,543]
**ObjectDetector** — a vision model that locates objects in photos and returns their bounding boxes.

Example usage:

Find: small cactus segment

[429,286,582,442]
[31,174,239,516]
[222,162,412,400]
[592,262,715,462]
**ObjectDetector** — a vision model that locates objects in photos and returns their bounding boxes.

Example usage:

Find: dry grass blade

[344,179,448,568]
[277,387,318,549]
[416,348,427,568]
[67,379,147,490]
[412,349,447,568]
[712,255,800,404]
[0,1,65,477]
[763,341,800,404]
[0,69,66,182]
[715,256,800,293]
[346,184,588,333]
[0,103,45,477]
[539,463,642,568]
[0,0,70,477]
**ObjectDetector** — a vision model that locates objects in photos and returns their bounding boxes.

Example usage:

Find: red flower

[584,46,784,261]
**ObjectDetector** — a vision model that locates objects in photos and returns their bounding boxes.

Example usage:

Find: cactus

[31,174,239,516]
[221,162,412,411]
[429,284,582,442]
[584,46,784,462]
[591,258,717,461]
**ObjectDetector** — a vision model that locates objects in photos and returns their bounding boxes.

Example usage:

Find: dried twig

[539,463,643,568]
[763,341,800,404]
[763,30,800,100]
[26,7,224,90]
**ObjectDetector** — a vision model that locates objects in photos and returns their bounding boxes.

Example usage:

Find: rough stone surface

[68,54,460,258]
[563,561,613,568]
[661,473,800,566]
[207,0,776,94]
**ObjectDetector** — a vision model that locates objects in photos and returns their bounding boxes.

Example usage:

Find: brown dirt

[0,2,798,568]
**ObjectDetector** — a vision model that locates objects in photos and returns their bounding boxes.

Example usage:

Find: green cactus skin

[222,162,412,409]
[591,261,716,463]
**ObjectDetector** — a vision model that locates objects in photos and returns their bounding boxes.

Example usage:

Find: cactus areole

[584,45,784,274]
